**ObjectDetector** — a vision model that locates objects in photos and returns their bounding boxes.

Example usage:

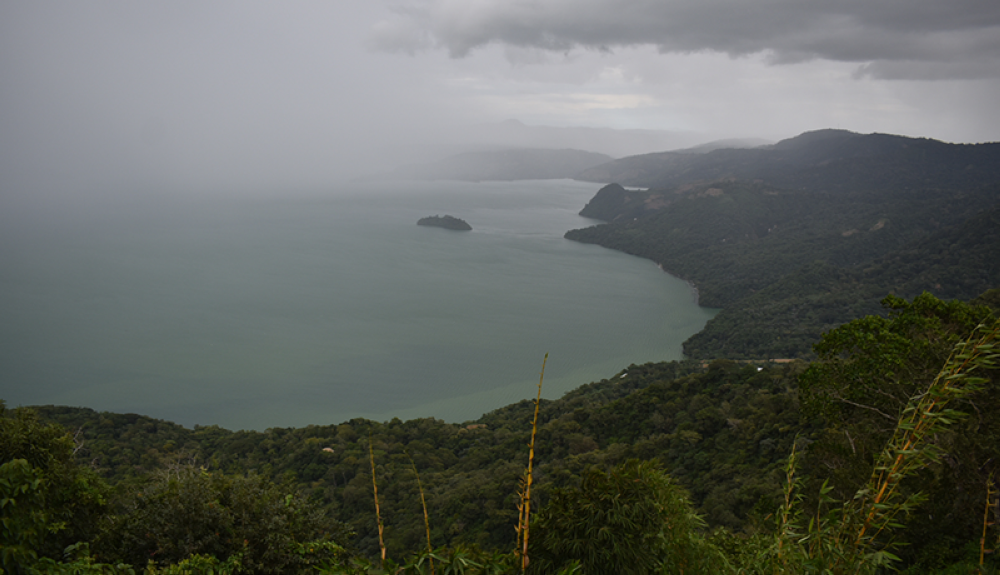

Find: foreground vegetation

[4,291,1000,573]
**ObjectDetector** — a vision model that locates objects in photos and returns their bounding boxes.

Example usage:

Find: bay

[0,179,717,430]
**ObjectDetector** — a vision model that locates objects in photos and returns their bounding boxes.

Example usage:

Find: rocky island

[417,215,472,231]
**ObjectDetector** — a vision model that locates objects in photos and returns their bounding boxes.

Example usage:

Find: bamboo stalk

[520,353,547,572]
[853,321,999,550]
[369,433,386,565]
[409,453,435,575]
[775,441,798,571]
[515,479,527,558]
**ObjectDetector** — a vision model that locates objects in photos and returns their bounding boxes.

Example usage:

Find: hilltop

[575,129,1000,190]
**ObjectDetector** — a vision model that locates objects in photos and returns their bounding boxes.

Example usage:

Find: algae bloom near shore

[417,214,472,230]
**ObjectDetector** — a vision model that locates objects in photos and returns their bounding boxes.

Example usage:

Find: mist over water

[0,179,717,430]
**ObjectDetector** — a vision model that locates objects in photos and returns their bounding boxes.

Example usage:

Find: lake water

[0,179,717,430]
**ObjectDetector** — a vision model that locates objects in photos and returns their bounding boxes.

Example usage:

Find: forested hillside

[6,292,1000,574]
[567,130,1000,358]
[3,291,1000,573]
[29,358,803,554]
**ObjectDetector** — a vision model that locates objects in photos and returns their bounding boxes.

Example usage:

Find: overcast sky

[2,1,999,195]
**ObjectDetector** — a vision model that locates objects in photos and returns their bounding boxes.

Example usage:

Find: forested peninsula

[5,129,1000,575]
[567,129,1000,359]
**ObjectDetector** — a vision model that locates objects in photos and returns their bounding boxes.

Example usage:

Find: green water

[0,179,716,430]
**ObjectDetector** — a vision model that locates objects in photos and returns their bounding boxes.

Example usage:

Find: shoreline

[658,263,700,306]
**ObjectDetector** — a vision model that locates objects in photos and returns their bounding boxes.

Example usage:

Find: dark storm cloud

[370,0,1000,79]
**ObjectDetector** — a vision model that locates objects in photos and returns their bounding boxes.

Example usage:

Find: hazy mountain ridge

[670,137,772,154]
[576,129,1000,191]
[371,127,768,183]
[384,147,614,181]
[565,129,1000,358]
[464,118,709,158]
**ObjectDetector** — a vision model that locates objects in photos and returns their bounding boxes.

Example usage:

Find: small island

[417,215,472,231]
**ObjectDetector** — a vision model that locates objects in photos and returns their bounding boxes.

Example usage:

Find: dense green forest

[4,291,1000,573]
[567,130,1000,358]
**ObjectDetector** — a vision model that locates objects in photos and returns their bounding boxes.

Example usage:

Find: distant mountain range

[377,133,770,183]
[564,129,1000,358]
[463,118,712,158]
[576,129,1000,221]
[575,128,1000,190]
[669,138,773,154]
[386,148,613,181]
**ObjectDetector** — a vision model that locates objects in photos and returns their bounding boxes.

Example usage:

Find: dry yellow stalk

[369,434,386,565]
[409,454,435,575]
[520,353,547,571]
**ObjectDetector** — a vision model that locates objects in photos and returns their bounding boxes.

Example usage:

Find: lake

[0,179,717,430]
